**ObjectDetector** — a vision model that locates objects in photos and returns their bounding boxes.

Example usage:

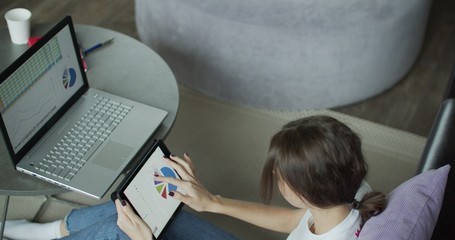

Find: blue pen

[83,37,114,56]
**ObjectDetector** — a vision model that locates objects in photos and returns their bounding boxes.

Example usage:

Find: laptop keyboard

[34,95,132,181]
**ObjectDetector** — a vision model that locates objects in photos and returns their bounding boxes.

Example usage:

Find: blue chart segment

[62,67,76,89]
[154,167,178,199]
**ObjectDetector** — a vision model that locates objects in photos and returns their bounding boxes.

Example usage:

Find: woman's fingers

[155,175,186,188]
[162,157,189,178]
[183,152,195,171]
[115,199,153,240]
[169,155,193,173]
[162,156,196,181]
[115,199,137,222]
[161,153,196,181]
[115,199,133,228]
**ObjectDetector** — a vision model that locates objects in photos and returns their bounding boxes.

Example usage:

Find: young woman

[4,115,386,240]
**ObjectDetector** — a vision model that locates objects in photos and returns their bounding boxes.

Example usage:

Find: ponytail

[351,191,386,227]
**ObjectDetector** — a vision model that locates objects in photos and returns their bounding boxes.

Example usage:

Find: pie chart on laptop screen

[62,67,76,89]
[154,167,178,199]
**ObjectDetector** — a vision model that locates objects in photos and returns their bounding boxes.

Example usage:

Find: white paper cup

[4,8,32,45]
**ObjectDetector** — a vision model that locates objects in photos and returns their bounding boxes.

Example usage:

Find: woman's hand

[157,153,219,212]
[115,199,153,240]
[159,154,304,233]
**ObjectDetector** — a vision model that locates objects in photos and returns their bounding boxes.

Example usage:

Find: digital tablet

[112,139,183,239]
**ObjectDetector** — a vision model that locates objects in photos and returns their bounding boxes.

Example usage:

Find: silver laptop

[0,16,167,199]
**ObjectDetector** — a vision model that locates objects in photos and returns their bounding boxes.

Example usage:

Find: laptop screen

[0,16,87,160]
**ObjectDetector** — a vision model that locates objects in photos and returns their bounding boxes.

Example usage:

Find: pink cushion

[359,164,450,240]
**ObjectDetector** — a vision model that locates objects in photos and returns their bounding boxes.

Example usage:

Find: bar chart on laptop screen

[0,38,63,152]
[0,38,61,110]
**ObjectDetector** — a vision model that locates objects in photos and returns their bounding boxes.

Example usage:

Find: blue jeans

[60,201,239,240]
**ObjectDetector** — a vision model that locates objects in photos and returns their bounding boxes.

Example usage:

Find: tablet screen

[120,140,182,238]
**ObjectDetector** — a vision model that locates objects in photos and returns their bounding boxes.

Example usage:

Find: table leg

[0,195,9,239]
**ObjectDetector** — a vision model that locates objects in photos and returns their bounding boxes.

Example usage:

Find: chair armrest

[416,98,455,239]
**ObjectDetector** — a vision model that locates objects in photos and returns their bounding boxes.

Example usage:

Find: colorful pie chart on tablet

[154,167,178,199]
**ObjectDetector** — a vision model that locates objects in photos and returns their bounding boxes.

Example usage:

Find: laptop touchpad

[92,140,134,170]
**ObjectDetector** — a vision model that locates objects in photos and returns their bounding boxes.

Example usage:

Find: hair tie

[350,199,360,209]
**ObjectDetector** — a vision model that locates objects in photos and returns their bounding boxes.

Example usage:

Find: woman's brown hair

[260,115,386,226]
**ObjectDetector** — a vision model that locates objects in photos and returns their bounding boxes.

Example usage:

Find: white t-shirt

[287,209,362,240]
